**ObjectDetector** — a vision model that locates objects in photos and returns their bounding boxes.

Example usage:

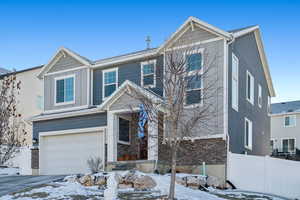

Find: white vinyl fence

[228,152,300,199]
[6,147,32,175]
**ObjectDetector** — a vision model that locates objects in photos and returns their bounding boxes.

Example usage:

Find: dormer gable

[37,47,91,79]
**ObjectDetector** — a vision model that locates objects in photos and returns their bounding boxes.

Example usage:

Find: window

[282,139,295,153]
[118,117,130,144]
[245,118,253,149]
[270,140,274,151]
[36,95,44,110]
[141,60,156,88]
[232,54,239,111]
[284,115,296,127]
[103,68,118,99]
[185,50,203,105]
[258,84,262,108]
[246,71,254,104]
[55,75,75,105]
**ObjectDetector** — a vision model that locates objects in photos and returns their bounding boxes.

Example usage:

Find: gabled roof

[271,100,300,115]
[158,16,232,52]
[37,47,92,79]
[100,80,163,111]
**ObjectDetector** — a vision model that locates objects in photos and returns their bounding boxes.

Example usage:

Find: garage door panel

[40,131,104,175]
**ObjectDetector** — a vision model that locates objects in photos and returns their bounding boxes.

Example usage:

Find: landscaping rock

[133,175,156,190]
[118,183,133,189]
[94,176,106,186]
[64,175,79,183]
[80,175,93,186]
[122,171,138,185]
[206,176,221,188]
[175,177,187,186]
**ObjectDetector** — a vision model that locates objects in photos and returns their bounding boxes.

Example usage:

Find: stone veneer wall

[31,148,39,169]
[157,113,227,166]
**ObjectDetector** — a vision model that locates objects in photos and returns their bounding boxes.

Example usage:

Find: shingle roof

[271,100,300,114]
[0,67,10,75]
[227,25,258,33]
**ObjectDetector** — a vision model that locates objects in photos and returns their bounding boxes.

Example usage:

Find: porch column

[107,111,118,162]
[148,111,158,160]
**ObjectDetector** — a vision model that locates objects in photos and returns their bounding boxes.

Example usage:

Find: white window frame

[232,53,239,111]
[102,68,118,100]
[245,117,253,150]
[141,60,156,88]
[117,116,131,145]
[281,138,296,154]
[184,48,204,108]
[258,84,262,108]
[246,70,254,105]
[283,115,296,127]
[54,74,76,106]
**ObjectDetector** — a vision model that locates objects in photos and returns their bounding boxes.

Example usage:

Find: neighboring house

[271,101,300,159]
[0,66,43,174]
[0,67,10,75]
[29,16,275,182]
[0,66,44,146]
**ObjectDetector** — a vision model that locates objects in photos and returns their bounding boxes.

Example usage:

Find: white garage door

[39,128,105,175]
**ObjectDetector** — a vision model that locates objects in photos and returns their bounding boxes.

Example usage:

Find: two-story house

[271,101,300,158]
[30,17,275,182]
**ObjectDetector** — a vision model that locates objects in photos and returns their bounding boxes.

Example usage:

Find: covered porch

[100,81,161,170]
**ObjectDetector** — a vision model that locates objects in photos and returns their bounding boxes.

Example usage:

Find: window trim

[246,70,254,105]
[102,67,118,100]
[232,53,239,111]
[141,60,156,88]
[184,48,204,108]
[281,138,296,153]
[258,84,262,108]
[283,115,296,127]
[117,116,131,145]
[244,117,253,150]
[54,74,76,106]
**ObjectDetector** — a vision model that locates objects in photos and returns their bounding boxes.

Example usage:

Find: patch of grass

[68,194,103,200]
[14,192,49,199]
[214,193,274,200]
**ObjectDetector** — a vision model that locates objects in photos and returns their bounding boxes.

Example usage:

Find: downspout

[225,34,235,183]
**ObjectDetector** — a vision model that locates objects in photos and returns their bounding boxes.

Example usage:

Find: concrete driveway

[0,175,65,196]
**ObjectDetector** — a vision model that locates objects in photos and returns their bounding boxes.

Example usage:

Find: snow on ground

[0,167,19,176]
[0,172,287,200]
[0,182,103,200]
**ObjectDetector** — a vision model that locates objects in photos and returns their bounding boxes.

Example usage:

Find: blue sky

[0,0,299,103]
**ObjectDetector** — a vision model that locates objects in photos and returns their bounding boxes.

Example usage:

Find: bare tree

[128,38,222,199]
[0,73,26,165]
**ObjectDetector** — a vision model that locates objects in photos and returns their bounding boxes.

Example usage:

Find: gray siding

[170,26,217,47]
[93,55,164,105]
[32,113,107,140]
[48,54,84,73]
[44,68,88,111]
[228,32,270,156]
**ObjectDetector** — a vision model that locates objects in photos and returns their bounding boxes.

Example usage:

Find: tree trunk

[168,145,177,200]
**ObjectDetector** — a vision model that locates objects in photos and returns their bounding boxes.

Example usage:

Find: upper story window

[258,84,262,108]
[245,118,253,150]
[284,115,296,127]
[55,75,75,105]
[36,95,44,110]
[232,53,239,111]
[185,50,203,106]
[246,71,254,105]
[141,60,156,88]
[103,68,118,99]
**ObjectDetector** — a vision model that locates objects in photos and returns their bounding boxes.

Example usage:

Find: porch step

[111,163,137,171]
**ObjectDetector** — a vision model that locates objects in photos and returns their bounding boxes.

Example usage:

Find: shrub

[87,157,103,173]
